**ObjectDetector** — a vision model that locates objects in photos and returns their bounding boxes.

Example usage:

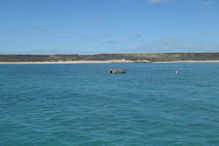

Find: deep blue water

[0,63,219,145]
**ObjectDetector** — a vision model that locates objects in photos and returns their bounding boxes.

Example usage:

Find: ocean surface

[0,63,219,145]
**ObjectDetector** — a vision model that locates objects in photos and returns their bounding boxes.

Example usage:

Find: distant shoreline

[1,60,219,64]
[0,60,135,64]
[153,60,219,63]
[1,53,219,63]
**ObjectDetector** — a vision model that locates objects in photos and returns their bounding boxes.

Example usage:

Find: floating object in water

[175,70,179,74]
[109,69,126,74]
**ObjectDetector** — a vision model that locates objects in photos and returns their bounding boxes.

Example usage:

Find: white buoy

[175,70,179,74]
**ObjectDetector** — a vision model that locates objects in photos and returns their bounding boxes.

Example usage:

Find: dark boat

[109,69,126,74]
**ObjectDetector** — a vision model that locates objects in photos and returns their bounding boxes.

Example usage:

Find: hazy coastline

[1,53,219,64]
[1,60,219,64]
[0,60,135,64]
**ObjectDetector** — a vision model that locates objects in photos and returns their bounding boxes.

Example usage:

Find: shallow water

[0,63,219,145]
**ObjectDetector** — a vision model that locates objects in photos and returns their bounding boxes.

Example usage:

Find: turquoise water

[0,63,219,145]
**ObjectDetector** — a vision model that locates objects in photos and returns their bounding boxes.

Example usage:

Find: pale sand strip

[1,60,219,64]
[0,60,135,64]
[153,60,219,63]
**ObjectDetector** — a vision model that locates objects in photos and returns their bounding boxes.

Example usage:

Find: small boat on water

[109,69,126,74]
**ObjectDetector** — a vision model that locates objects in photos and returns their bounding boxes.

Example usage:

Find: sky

[0,0,219,54]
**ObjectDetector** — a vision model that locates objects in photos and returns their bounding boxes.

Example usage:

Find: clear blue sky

[0,0,218,54]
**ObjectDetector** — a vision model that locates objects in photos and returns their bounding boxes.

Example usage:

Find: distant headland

[1,53,219,64]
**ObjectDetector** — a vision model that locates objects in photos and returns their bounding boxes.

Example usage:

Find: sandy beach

[153,60,219,63]
[0,60,136,64]
[1,60,219,64]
